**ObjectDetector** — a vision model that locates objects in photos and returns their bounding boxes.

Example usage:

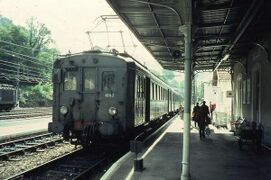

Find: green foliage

[0,16,58,81]
[152,69,184,103]
[26,17,54,57]
[0,16,28,59]
[0,15,59,107]
[19,83,53,107]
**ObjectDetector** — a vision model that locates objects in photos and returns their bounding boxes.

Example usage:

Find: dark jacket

[198,104,210,125]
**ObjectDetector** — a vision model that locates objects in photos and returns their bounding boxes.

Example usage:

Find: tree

[0,16,59,107]
[19,82,53,107]
[26,17,53,57]
[152,69,184,103]
[0,16,57,83]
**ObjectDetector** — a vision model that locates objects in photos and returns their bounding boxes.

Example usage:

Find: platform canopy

[106,0,270,71]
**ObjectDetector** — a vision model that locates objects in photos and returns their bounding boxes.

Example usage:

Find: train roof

[59,50,181,94]
[59,49,145,65]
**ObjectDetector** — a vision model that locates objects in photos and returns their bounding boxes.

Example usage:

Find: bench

[238,128,262,151]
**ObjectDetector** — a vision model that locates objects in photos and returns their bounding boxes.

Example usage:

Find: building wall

[233,33,271,145]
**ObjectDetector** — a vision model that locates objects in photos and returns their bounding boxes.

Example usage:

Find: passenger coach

[49,50,180,145]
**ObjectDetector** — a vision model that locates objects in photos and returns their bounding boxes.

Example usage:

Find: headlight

[60,106,68,115]
[108,107,117,116]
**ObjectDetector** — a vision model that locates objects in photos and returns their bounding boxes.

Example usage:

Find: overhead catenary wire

[0,53,51,70]
[0,61,42,77]
[0,59,46,73]
[0,73,49,83]
[0,39,53,84]
[0,70,49,81]
[0,75,48,84]
[0,48,52,68]
[0,39,37,51]
[0,67,44,79]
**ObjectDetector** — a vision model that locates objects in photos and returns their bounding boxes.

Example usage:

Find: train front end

[49,52,127,145]
[0,84,17,111]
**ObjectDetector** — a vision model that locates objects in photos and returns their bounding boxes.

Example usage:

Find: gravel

[0,142,80,179]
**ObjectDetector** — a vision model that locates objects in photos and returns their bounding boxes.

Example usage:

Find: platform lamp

[214,53,230,71]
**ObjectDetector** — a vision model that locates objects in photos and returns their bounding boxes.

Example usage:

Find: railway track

[8,148,108,180]
[0,107,51,114]
[0,107,52,120]
[3,113,179,179]
[0,133,63,160]
[1,134,124,179]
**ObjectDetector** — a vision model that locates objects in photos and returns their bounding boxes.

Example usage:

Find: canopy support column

[181,22,192,180]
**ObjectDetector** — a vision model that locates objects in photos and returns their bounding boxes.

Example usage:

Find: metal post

[192,73,196,104]
[181,23,192,180]
[16,59,20,108]
[119,30,126,53]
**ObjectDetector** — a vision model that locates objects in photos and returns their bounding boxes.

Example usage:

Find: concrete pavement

[102,116,271,180]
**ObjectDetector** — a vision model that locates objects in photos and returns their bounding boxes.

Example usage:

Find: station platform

[101,115,271,180]
[0,116,51,142]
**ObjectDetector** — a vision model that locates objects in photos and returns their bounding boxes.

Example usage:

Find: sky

[0,0,164,71]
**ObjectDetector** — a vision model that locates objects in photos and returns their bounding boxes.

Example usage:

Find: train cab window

[64,71,77,90]
[102,71,115,91]
[84,68,96,91]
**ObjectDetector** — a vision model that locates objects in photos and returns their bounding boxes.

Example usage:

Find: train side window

[138,76,141,98]
[84,68,96,91]
[102,71,115,92]
[152,83,154,100]
[157,85,159,100]
[150,82,153,100]
[136,75,139,97]
[155,84,158,100]
[159,86,161,100]
[64,71,77,90]
[141,77,145,98]
[160,87,162,100]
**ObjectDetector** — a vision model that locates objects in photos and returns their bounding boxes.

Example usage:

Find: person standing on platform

[192,103,200,128]
[198,101,210,139]
[179,105,184,119]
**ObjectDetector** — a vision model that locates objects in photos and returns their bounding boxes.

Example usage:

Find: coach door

[97,68,118,122]
[81,67,98,123]
[60,68,82,125]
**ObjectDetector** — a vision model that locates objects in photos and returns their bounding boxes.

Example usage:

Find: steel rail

[0,133,62,160]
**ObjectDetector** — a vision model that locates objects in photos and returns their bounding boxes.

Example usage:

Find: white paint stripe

[100,151,132,180]
[125,118,176,180]
[101,115,178,180]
